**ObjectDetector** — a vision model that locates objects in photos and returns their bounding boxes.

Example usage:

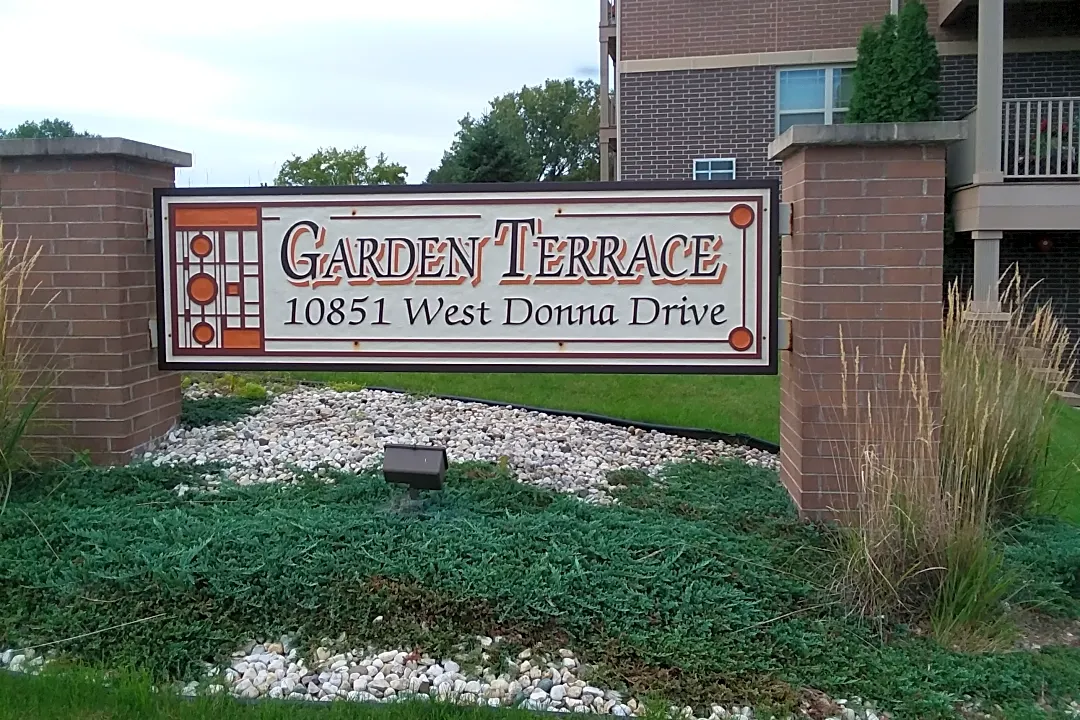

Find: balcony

[600,0,615,28]
[949,96,1080,233]
[599,0,616,57]
[1002,98,1079,179]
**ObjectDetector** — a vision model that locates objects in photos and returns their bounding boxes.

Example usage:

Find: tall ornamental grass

[0,217,55,515]
[837,269,1074,648]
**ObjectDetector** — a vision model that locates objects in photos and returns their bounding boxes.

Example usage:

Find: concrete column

[971,230,1003,312]
[973,0,1004,185]
[0,137,191,464]
[769,122,964,519]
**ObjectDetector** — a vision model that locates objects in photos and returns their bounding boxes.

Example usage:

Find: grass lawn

[1039,405,1080,524]
[238,372,782,445]
[3,460,1080,719]
[0,669,535,720]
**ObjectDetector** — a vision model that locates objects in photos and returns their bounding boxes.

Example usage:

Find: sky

[0,0,598,187]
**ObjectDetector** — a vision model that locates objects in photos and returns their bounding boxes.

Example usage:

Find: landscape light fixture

[382,444,448,495]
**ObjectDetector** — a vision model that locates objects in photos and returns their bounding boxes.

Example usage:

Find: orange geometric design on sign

[190,234,214,258]
[728,326,754,352]
[174,206,259,229]
[226,282,241,296]
[187,273,218,305]
[192,322,215,346]
[223,329,261,349]
[729,204,755,230]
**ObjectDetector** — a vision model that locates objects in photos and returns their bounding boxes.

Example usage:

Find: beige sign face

[155,183,778,374]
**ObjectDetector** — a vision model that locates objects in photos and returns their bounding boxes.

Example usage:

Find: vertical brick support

[768,123,964,519]
[0,138,193,464]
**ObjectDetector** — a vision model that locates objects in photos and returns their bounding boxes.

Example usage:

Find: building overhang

[953,181,1080,233]
[940,0,971,25]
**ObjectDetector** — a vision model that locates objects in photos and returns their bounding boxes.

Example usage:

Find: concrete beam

[769,121,967,160]
[0,137,192,168]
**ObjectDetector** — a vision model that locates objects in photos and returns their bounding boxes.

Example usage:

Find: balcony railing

[600,94,616,131]
[600,0,615,27]
[1003,98,1080,179]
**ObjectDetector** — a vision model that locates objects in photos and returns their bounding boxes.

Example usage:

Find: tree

[847,1,939,123]
[448,115,533,184]
[275,146,407,186]
[427,78,599,183]
[891,0,940,122]
[0,118,98,139]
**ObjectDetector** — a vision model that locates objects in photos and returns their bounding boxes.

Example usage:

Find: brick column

[768,123,965,519]
[0,138,192,464]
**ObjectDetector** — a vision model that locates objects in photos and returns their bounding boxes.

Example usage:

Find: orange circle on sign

[187,273,217,305]
[728,326,754,352]
[730,204,755,229]
[190,234,213,258]
[192,322,215,346]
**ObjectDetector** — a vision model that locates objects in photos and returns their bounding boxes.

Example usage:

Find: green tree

[891,0,940,122]
[428,78,599,183]
[0,118,98,139]
[846,24,882,124]
[448,115,533,184]
[275,146,406,186]
[847,1,939,123]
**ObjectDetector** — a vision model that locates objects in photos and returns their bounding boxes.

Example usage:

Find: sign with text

[154,182,778,374]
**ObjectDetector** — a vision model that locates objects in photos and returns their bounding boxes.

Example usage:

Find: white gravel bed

[0,637,888,719]
[149,385,777,502]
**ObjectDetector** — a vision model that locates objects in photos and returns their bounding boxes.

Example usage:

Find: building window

[776,66,855,135]
[693,158,736,180]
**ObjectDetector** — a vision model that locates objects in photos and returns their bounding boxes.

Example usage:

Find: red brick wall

[617,0,1079,62]
[777,141,945,517]
[619,0,892,61]
[0,154,181,463]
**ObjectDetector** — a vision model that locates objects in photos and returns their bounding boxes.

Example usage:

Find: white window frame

[775,65,855,136]
[692,157,737,181]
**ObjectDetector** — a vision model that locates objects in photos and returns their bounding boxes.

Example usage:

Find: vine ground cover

[2,459,1079,719]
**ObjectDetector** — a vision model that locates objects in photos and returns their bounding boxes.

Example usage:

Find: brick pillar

[0,138,192,464]
[768,123,964,519]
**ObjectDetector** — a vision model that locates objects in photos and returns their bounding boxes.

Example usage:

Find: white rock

[155,387,775,500]
[465,680,482,694]
[443,660,461,674]
[378,651,398,663]
[551,685,568,702]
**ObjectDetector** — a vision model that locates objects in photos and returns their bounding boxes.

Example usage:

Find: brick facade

[945,232,1080,358]
[622,51,1080,182]
[620,67,779,182]
[619,0,1077,62]
[941,51,1080,120]
[0,141,190,464]
[773,130,949,517]
[620,0,894,62]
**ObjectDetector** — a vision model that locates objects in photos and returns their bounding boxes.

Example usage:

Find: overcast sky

[0,0,598,187]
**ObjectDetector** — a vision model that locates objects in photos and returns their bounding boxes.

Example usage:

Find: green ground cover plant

[2,460,1079,719]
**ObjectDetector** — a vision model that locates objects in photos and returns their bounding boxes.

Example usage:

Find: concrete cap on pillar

[0,137,192,168]
[768,121,968,161]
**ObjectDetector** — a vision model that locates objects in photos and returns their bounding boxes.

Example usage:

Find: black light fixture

[382,444,448,495]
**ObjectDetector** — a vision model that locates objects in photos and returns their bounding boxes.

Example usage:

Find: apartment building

[598,0,1080,357]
